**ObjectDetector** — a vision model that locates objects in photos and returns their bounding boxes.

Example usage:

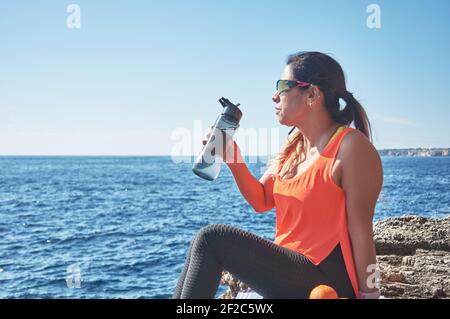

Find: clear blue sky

[1,0,449,155]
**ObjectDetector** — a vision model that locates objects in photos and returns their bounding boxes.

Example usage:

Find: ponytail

[336,91,372,143]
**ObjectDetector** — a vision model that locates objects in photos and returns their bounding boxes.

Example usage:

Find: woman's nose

[272,92,280,103]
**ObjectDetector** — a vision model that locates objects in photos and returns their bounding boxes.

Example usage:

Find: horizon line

[0,147,449,157]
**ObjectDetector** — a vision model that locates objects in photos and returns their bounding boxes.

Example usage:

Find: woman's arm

[200,130,275,212]
[340,131,383,296]
[225,141,276,213]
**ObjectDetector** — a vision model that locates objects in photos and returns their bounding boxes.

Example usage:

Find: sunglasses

[275,79,312,95]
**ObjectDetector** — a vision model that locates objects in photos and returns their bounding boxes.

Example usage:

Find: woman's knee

[197,224,225,240]
[194,224,237,244]
[188,224,224,256]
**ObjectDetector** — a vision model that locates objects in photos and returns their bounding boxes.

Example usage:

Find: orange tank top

[272,126,360,298]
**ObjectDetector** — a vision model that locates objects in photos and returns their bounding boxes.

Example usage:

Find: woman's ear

[310,85,321,99]
[308,86,321,104]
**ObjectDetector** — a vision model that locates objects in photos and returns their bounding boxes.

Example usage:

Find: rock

[219,215,450,299]
[378,248,450,298]
[374,215,450,255]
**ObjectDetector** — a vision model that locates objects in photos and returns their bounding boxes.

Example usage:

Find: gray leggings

[172,224,356,299]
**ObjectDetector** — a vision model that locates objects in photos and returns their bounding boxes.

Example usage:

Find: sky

[0,0,449,155]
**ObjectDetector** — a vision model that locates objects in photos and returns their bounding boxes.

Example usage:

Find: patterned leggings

[173,224,355,299]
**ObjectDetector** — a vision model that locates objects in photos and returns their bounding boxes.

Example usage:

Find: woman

[173,51,383,299]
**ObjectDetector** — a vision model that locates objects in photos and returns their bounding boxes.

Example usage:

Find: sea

[0,156,449,298]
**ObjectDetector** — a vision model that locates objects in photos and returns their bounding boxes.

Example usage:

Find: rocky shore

[219,215,450,299]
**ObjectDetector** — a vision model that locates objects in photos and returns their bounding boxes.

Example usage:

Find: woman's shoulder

[339,128,381,165]
[338,128,383,201]
[341,128,376,151]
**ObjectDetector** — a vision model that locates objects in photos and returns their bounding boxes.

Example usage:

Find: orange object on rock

[309,285,338,299]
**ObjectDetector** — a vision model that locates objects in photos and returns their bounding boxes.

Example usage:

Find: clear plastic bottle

[192,97,243,181]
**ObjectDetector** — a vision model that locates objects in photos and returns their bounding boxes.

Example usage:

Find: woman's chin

[276,113,283,122]
[277,115,286,125]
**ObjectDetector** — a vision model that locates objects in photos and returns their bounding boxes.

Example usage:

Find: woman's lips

[275,107,281,114]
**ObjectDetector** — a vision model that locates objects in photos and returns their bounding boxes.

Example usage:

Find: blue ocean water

[0,156,449,298]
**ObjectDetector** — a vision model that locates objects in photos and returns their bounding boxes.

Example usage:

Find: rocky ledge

[219,215,450,299]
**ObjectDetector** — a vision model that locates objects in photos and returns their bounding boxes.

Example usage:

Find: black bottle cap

[218,97,242,123]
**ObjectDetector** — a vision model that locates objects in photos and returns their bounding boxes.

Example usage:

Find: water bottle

[192,97,243,181]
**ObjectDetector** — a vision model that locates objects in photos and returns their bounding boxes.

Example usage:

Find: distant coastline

[378,148,450,157]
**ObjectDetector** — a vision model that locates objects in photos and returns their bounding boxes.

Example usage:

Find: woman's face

[272,65,310,126]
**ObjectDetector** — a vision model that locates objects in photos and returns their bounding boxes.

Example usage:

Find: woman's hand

[201,126,240,164]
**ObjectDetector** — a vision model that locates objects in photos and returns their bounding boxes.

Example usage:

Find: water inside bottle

[192,128,226,181]
[192,155,222,181]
